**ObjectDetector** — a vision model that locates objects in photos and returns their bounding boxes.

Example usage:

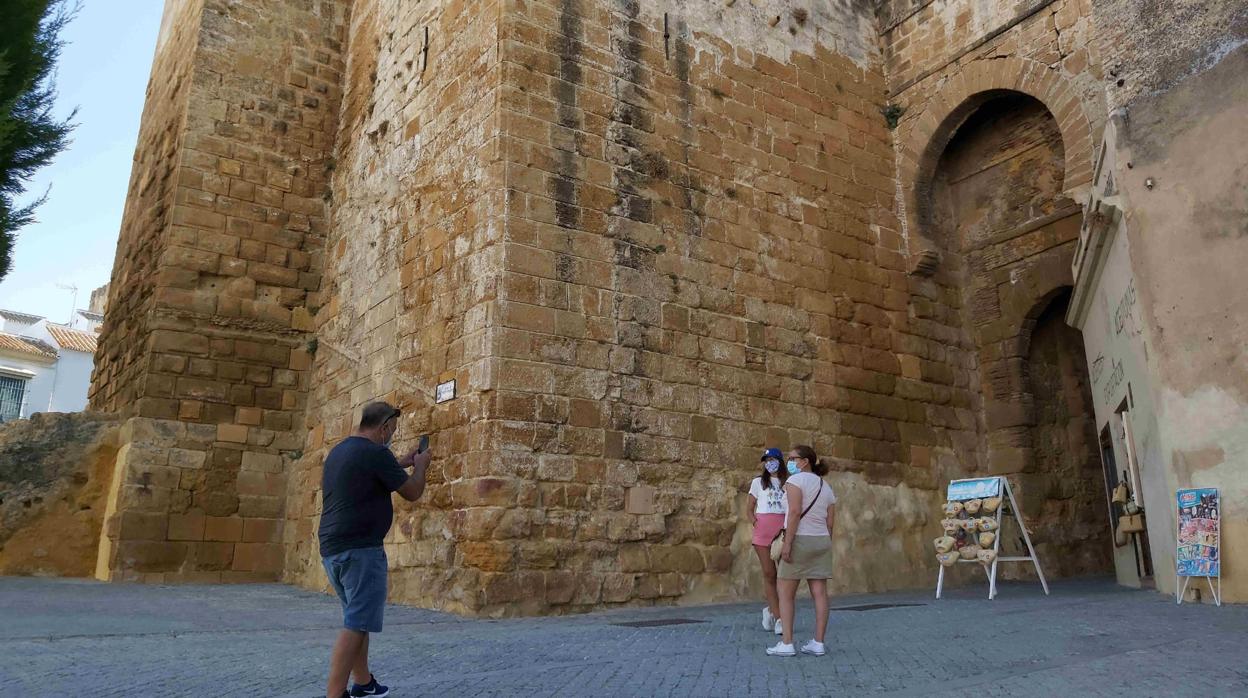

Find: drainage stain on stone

[832,603,926,612]
[611,618,707,628]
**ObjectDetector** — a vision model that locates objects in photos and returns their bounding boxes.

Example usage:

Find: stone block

[116,442,169,470]
[116,541,188,573]
[178,401,203,420]
[241,451,283,473]
[618,544,649,572]
[118,511,168,541]
[649,545,705,574]
[910,445,932,468]
[690,415,717,443]
[204,516,244,542]
[232,543,283,573]
[237,494,283,518]
[987,446,1032,475]
[452,478,534,508]
[703,547,734,572]
[601,573,636,603]
[625,485,656,515]
[217,424,249,443]
[460,541,515,572]
[658,572,684,597]
[188,541,235,570]
[236,407,262,426]
[118,485,172,514]
[482,571,544,606]
[544,570,577,604]
[240,519,280,546]
[168,512,206,541]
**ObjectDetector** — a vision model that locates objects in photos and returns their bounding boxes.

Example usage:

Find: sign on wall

[435,379,456,404]
[1176,487,1221,605]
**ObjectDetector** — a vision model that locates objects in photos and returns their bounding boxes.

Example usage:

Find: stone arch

[980,253,1078,443]
[1006,257,1082,344]
[1016,286,1113,577]
[897,58,1099,269]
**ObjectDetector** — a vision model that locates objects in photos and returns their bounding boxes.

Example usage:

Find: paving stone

[1,577,1244,697]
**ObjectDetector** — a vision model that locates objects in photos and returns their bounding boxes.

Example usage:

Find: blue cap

[761,447,783,461]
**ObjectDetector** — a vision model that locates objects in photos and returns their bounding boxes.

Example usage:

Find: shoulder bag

[770,479,825,562]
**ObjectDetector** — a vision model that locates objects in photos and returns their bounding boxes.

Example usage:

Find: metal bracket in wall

[420,26,430,74]
[663,13,670,60]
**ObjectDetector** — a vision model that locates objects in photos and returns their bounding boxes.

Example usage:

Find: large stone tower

[80,0,1247,613]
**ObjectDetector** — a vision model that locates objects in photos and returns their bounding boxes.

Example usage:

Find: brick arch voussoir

[900,59,1095,268]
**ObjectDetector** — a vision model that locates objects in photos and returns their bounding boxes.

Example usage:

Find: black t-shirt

[318,436,410,557]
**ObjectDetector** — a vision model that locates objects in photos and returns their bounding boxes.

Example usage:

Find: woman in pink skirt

[748,447,789,636]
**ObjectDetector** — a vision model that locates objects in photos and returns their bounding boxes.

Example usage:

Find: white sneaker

[774,618,784,636]
[766,641,796,657]
[800,639,827,656]
[762,606,776,631]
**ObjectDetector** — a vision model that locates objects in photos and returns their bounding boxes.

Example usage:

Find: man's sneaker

[774,618,784,635]
[800,639,827,656]
[350,675,390,697]
[762,606,776,631]
[766,641,796,657]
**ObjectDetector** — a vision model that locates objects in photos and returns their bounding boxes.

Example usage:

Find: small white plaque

[435,380,456,404]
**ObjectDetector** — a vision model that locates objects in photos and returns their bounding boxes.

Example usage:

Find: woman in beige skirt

[767,445,836,658]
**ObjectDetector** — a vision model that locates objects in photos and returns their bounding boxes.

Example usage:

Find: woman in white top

[767,444,836,658]
[747,447,788,634]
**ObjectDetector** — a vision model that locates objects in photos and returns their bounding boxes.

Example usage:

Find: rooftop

[0,332,57,360]
[0,309,43,324]
[46,324,98,354]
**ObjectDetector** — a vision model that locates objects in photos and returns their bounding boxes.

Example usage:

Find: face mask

[764,459,780,474]
[786,460,800,475]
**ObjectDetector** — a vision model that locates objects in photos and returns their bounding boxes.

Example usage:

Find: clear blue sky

[0,1,165,323]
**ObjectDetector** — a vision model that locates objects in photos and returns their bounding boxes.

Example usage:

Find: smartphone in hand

[417,434,430,454]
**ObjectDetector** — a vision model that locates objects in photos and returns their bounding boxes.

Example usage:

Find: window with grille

[0,375,25,422]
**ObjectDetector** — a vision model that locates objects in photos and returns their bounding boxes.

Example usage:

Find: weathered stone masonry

[90,0,349,582]
[67,0,1241,611]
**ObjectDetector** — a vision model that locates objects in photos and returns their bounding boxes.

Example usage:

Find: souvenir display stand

[1176,487,1221,606]
[935,476,1049,600]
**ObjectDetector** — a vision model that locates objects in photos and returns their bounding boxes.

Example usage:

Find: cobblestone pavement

[2,576,1245,697]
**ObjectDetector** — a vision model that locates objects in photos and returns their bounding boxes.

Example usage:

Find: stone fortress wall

[87,0,349,582]
[2,0,1240,613]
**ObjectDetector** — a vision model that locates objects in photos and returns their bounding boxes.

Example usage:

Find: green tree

[0,0,77,282]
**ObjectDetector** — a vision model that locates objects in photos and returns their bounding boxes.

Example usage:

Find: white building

[0,309,101,422]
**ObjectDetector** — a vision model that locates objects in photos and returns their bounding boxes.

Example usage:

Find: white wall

[0,316,38,335]
[69,312,102,333]
[1073,214,1169,588]
[1068,120,1172,590]
[17,321,96,414]
[0,353,57,420]
[45,349,94,412]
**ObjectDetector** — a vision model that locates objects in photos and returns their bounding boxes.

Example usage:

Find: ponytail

[793,444,828,476]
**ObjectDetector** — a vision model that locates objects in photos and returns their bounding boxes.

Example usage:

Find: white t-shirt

[786,471,836,536]
[749,476,788,515]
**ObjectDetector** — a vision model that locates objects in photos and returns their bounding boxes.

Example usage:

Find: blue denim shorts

[322,546,387,633]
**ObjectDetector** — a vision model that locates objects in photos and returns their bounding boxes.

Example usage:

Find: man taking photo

[319,401,431,698]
